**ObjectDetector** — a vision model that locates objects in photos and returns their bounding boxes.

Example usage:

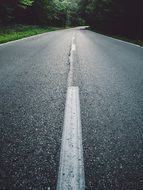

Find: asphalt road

[0,27,143,190]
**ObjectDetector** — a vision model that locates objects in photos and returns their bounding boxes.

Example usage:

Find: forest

[78,0,143,40]
[0,0,143,41]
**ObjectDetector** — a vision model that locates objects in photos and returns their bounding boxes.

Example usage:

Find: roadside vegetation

[89,28,143,47]
[0,0,142,45]
[106,34,143,47]
[77,0,143,44]
[0,25,63,44]
[0,0,82,44]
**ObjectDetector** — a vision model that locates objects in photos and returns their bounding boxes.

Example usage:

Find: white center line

[71,44,76,51]
[72,36,75,40]
[57,86,85,190]
[57,35,85,189]
[68,35,76,86]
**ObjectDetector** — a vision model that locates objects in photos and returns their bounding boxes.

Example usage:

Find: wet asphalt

[0,28,143,190]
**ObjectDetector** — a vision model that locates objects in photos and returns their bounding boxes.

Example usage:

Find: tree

[77,0,143,40]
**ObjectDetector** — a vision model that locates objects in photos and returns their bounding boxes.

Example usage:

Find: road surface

[0,27,143,190]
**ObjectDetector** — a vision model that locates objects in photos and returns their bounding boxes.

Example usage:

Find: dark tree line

[0,0,70,26]
[0,0,142,40]
[78,0,143,40]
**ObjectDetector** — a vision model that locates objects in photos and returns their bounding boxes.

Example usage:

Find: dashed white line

[68,35,76,86]
[72,36,75,41]
[71,44,76,51]
[57,86,85,190]
[57,36,85,189]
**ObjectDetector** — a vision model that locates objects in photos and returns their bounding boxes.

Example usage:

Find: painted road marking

[57,36,85,189]
[57,86,85,190]
[96,32,142,48]
[0,28,75,47]
[72,44,76,51]
[0,31,51,47]
[68,36,76,86]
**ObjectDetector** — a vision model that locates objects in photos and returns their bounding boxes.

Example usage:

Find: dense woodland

[0,0,71,26]
[0,0,143,40]
[78,0,143,40]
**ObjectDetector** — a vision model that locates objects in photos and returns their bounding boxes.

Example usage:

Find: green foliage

[0,25,61,43]
[18,0,34,8]
[0,0,142,40]
[0,0,70,26]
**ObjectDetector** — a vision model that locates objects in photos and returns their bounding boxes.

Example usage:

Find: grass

[0,25,64,44]
[88,28,143,47]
